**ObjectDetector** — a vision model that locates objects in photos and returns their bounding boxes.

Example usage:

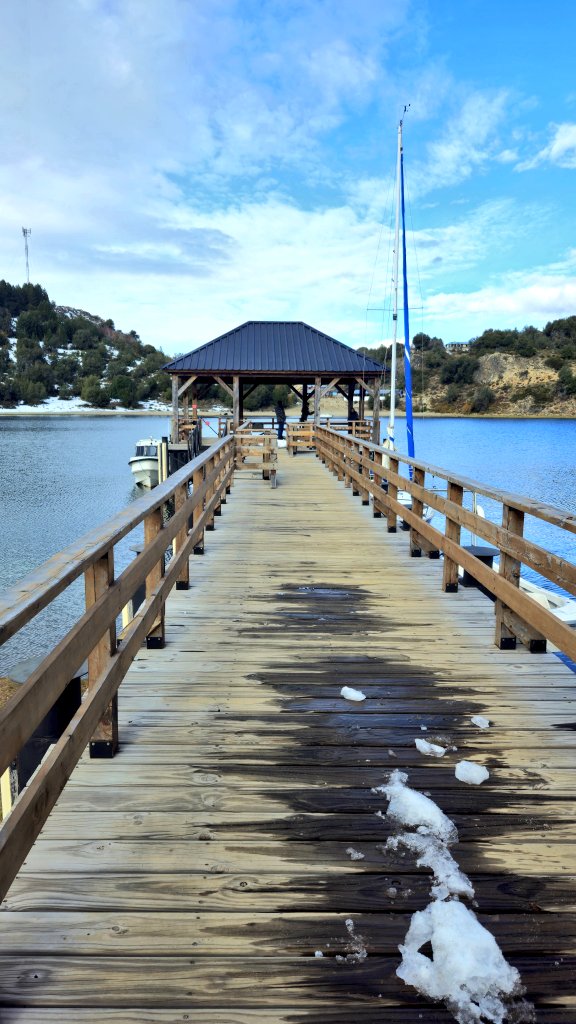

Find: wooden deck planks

[1,450,576,1019]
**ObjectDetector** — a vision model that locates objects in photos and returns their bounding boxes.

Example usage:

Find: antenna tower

[22,228,31,284]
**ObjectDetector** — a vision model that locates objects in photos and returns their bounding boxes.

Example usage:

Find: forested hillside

[0,281,171,409]
[359,318,576,415]
[2,279,575,415]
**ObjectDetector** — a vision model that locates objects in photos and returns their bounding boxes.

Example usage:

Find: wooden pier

[1,429,576,1021]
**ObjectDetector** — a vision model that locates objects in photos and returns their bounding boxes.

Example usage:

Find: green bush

[440,356,479,386]
[81,375,110,408]
[470,386,494,413]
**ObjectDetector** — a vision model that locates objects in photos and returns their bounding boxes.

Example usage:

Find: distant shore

[0,403,573,421]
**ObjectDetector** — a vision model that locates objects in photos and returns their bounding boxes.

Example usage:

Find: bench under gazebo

[164,320,385,444]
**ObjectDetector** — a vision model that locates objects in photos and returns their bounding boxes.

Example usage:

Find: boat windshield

[135,444,157,457]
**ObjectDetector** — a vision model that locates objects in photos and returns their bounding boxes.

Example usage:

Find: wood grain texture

[1,448,575,1021]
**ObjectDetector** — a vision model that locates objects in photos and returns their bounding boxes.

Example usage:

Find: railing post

[205,453,216,531]
[85,550,118,758]
[358,442,369,505]
[495,505,547,652]
[373,451,384,518]
[387,455,399,533]
[442,482,463,592]
[410,466,425,557]
[144,507,165,649]
[174,481,190,591]
[213,449,223,515]
[193,463,205,554]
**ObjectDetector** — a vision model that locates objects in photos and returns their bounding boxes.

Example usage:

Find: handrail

[329,427,576,535]
[315,424,576,662]
[0,434,235,901]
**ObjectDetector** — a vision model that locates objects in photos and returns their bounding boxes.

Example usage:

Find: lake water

[0,414,574,672]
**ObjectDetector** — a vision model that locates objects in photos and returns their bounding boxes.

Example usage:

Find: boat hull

[129,455,159,489]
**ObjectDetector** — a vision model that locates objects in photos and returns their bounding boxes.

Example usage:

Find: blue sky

[3,0,576,355]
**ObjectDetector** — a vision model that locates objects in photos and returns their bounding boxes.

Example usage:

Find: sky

[3,0,576,356]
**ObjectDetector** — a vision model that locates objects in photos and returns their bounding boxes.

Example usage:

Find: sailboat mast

[387,120,402,449]
[401,128,415,460]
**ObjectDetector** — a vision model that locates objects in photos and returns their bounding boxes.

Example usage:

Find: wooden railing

[234,425,278,486]
[315,425,576,662]
[0,435,235,901]
[286,422,315,454]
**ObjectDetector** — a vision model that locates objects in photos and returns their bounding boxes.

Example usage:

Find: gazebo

[164,321,385,442]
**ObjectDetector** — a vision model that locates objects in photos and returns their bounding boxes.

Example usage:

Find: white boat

[129,438,160,489]
[519,578,576,627]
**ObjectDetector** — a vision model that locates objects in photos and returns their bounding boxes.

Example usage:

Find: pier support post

[144,507,165,649]
[85,551,119,757]
[442,482,463,591]
[495,505,547,653]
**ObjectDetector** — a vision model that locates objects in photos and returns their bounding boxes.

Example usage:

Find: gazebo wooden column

[233,376,243,430]
[314,376,321,424]
[372,376,382,444]
[171,376,180,441]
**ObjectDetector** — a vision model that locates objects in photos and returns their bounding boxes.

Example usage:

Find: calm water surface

[0,414,574,671]
[0,416,169,672]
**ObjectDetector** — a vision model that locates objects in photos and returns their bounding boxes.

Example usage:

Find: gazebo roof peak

[164,320,385,376]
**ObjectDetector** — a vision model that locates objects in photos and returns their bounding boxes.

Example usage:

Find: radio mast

[22,228,31,283]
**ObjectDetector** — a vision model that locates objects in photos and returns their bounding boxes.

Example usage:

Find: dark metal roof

[164,321,384,375]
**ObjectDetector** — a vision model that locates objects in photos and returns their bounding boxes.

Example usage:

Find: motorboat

[129,438,160,489]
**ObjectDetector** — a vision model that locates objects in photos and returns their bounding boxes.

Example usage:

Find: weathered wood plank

[6,871,575,914]
[0,954,573,1007]
[2,910,575,955]
[20,838,576,875]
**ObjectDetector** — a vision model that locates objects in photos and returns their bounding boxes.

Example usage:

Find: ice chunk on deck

[455,761,489,785]
[375,769,457,844]
[388,832,474,901]
[415,737,446,757]
[340,686,366,702]
[346,847,365,861]
[397,900,530,1024]
[471,715,490,729]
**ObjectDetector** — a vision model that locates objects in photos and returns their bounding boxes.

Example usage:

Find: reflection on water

[0,415,574,671]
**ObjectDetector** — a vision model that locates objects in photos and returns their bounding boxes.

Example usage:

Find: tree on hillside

[81,375,110,408]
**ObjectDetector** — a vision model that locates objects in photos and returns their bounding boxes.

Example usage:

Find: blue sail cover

[400,148,415,461]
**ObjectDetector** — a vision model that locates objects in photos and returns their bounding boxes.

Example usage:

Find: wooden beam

[177,375,198,399]
[319,377,340,399]
[214,376,234,398]
[355,376,374,395]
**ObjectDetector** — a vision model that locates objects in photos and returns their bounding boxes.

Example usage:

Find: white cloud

[409,90,510,195]
[516,122,576,171]
[425,251,576,335]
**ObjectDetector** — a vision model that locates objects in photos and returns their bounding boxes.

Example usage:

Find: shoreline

[0,408,574,421]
